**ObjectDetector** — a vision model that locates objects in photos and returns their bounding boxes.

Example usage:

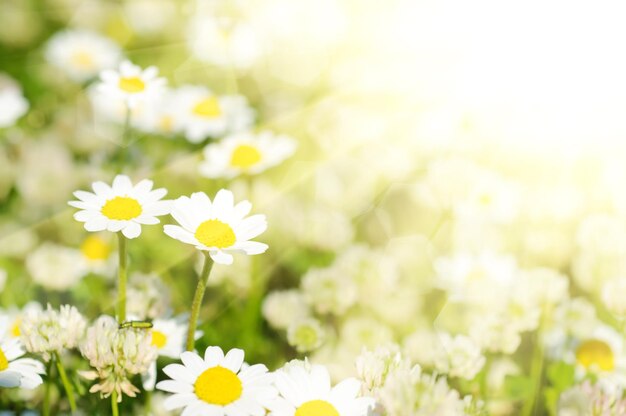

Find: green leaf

[503,375,533,400]
[546,361,576,391]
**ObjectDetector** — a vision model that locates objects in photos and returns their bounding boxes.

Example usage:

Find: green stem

[111,391,119,416]
[521,322,546,416]
[42,361,52,416]
[54,353,77,413]
[186,254,214,351]
[117,232,128,323]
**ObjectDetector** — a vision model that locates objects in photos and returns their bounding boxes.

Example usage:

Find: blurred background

[3,0,626,414]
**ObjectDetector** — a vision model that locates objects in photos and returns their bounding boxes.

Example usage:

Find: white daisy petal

[156,379,194,394]
[210,250,233,265]
[221,348,244,373]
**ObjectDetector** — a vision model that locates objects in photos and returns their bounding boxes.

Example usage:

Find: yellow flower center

[0,348,8,372]
[71,50,94,69]
[195,219,236,248]
[194,366,242,406]
[295,400,340,416]
[230,145,262,169]
[151,330,167,349]
[192,96,222,118]
[10,319,20,337]
[101,196,142,220]
[118,76,146,93]
[576,339,615,371]
[80,235,111,260]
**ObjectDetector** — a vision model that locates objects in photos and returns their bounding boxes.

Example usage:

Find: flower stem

[521,320,546,416]
[54,353,77,413]
[186,253,214,351]
[117,232,128,323]
[111,391,119,416]
[42,361,52,416]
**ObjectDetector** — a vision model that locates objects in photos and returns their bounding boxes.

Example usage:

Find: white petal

[212,189,234,216]
[164,225,198,245]
[204,346,225,367]
[0,371,21,387]
[84,217,108,232]
[210,250,233,265]
[233,241,268,255]
[163,393,198,410]
[133,179,154,194]
[221,349,244,373]
[181,351,207,372]
[92,181,112,196]
[155,379,193,394]
[112,175,133,193]
[122,222,142,239]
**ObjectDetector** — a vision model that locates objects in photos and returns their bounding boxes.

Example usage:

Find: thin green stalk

[186,254,214,351]
[521,321,546,416]
[42,361,52,416]
[117,232,128,323]
[54,353,77,413]
[111,391,119,416]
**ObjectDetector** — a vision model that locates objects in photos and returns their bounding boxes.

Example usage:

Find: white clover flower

[80,315,157,401]
[262,289,310,330]
[20,304,87,362]
[25,243,86,291]
[45,29,121,82]
[0,74,28,128]
[0,316,45,389]
[433,333,485,381]
[199,131,297,179]
[69,174,171,239]
[301,266,358,316]
[286,317,325,353]
[156,346,275,415]
[355,344,405,392]
[164,189,268,265]
[97,61,166,109]
[187,15,261,70]
[268,360,375,416]
[174,85,254,143]
[602,277,626,318]
[126,273,172,320]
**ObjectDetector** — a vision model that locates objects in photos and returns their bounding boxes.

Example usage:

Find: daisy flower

[69,174,171,239]
[164,189,268,265]
[45,29,122,82]
[97,60,166,109]
[268,360,374,416]
[0,317,45,389]
[199,131,297,178]
[175,85,254,143]
[156,346,275,416]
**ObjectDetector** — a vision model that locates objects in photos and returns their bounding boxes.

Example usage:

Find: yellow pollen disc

[118,76,146,93]
[192,96,222,118]
[101,196,143,220]
[71,50,94,69]
[576,339,615,371]
[230,145,262,169]
[195,219,236,248]
[151,330,167,349]
[0,348,8,372]
[295,400,340,416]
[80,235,111,260]
[10,319,20,337]
[159,115,174,132]
[194,366,242,406]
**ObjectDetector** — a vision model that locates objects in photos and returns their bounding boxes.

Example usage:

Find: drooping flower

[199,131,297,178]
[164,189,268,265]
[69,175,171,239]
[156,346,275,415]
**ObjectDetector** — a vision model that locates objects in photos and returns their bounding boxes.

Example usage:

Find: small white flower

[0,317,45,389]
[156,346,275,415]
[26,243,86,290]
[97,61,166,108]
[262,290,310,330]
[164,189,268,265]
[0,74,28,128]
[286,318,325,353]
[433,333,485,380]
[268,360,374,416]
[199,131,297,178]
[20,304,87,362]
[69,174,171,239]
[174,85,254,143]
[45,29,121,82]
